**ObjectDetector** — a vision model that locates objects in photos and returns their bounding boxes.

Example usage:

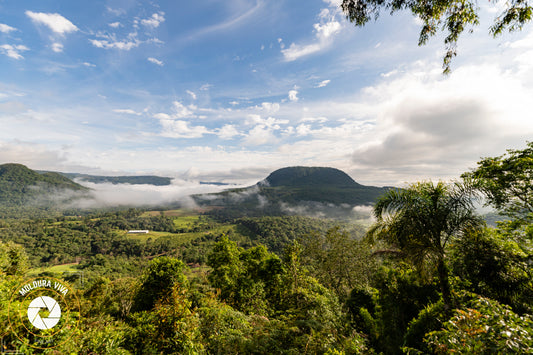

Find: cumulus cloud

[0,23,17,33]
[245,114,289,127]
[147,57,164,66]
[217,124,240,140]
[90,33,140,50]
[243,125,277,146]
[288,89,299,101]
[349,61,533,183]
[109,22,121,28]
[141,12,165,28]
[0,44,29,60]
[25,11,78,35]
[158,119,209,139]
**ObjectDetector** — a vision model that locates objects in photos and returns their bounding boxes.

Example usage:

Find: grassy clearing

[29,263,80,276]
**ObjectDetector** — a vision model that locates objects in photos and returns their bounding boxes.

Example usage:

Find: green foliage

[0,240,29,276]
[0,163,88,207]
[368,181,484,308]
[341,0,532,73]
[133,256,187,312]
[300,227,376,300]
[371,265,440,354]
[464,141,533,224]
[127,283,201,354]
[425,295,533,354]
[237,216,361,255]
[207,236,283,315]
[450,228,532,313]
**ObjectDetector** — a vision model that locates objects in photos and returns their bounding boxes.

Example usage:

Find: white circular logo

[27,296,61,330]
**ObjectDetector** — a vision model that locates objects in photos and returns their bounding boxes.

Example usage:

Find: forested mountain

[259,166,391,205]
[0,163,88,206]
[60,173,173,186]
[196,167,392,219]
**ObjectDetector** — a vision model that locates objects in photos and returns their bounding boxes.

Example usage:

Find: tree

[341,0,533,73]
[132,256,187,312]
[299,227,377,301]
[425,294,533,354]
[463,141,533,224]
[368,181,484,309]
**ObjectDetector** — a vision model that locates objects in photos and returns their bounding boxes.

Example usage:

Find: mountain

[195,167,393,219]
[0,163,88,206]
[263,166,361,188]
[60,173,172,186]
[258,166,389,205]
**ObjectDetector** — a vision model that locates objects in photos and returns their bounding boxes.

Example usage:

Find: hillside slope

[0,163,88,206]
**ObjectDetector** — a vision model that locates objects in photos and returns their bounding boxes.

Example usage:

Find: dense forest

[0,144,532,354]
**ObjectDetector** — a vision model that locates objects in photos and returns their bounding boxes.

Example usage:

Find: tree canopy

[463,141,533,224]
[341,0,533,73]
[368,181,484,308]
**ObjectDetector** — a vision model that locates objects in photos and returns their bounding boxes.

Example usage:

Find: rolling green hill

[196,166,393,219]
[0,163,89,206]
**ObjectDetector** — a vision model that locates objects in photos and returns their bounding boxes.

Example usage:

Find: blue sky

[1,0,533,186]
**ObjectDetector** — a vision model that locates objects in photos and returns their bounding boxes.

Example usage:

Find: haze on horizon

[1,0,532,187]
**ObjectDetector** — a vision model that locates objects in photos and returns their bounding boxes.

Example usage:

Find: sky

[1,0,533,186]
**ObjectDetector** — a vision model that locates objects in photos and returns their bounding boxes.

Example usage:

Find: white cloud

[113,109,141,115]
[288,89,299,101]
[141,12,165,28]
[245,115,289,127]
[90,33,140,50]
[282,43,322,61]
[316,79,331,88]
[51,43,63,52]
[83,62,96,67]
[0,23,17,33]
[260,102,280,112]
[282,5,342,61]
[173,101,195,118]
[25,11,78,35]
[109,22,121,28]
[243,125,277,146]
[0,44,29,60]
[187,90,197,100]
[158,119,209,139]
[315,21,341,40]
[147,57,164,66]
[348,61,533,183]
[217,124,240,140]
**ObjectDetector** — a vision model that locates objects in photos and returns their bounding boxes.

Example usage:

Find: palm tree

[368,181,484,309]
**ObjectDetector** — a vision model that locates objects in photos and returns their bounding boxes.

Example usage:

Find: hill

[60,173,172,186]
[259,166,388,205]
[195,166,392,220]
[263,166,361,187]
[0,163,88,206]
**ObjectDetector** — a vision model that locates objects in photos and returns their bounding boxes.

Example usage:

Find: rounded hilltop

[262,166,361,188]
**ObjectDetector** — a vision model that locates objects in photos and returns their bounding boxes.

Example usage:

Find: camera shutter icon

[27,296,61,330]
